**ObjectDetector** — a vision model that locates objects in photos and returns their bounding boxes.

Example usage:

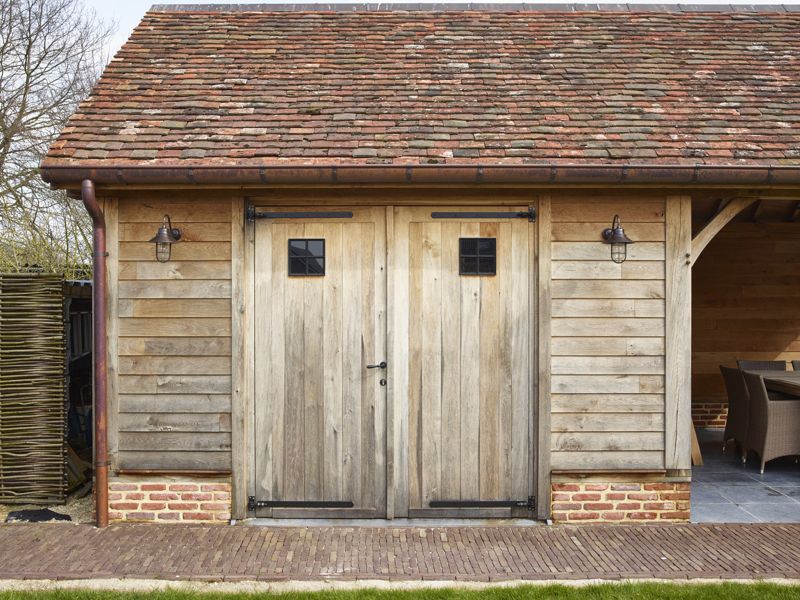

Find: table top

[743,370,800,396]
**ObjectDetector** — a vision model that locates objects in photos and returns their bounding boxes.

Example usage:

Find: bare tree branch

[0,0,114,278]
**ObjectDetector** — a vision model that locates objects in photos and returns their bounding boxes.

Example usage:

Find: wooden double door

[253,206,535,518]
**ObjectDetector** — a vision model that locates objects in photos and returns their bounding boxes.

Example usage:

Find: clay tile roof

[43,4,800,171]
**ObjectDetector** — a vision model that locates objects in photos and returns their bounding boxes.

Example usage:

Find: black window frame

[288,238,326,276]
[459,237,496,276]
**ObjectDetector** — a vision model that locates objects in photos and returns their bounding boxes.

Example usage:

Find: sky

[86,0,787,57]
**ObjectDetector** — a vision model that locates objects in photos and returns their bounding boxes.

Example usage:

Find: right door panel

[393,207,536,517]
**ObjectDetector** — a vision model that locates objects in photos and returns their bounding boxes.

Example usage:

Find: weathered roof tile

[43,7,800,168]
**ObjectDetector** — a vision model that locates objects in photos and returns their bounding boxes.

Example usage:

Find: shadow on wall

[692,220,800,428]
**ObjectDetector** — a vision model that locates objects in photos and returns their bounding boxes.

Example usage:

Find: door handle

[366,361,387,370]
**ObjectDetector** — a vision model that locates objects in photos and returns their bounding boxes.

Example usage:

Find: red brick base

[551,481,691,523]
[692,401,727,428]
[108,476,231,523]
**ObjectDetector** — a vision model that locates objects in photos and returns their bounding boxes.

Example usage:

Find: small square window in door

[288,239,325,276]
[459,237,496,275]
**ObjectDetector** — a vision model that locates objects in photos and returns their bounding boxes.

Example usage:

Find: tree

[0,0,114,278]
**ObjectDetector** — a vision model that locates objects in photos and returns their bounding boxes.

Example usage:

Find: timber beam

[691,197,758,264]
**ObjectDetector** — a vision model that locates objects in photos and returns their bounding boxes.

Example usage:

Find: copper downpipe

[81,179,109,528]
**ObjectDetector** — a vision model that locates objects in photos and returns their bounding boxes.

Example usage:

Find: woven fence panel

[0,274,66,504]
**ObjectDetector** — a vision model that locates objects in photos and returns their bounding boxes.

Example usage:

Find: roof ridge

[149,3,800,13]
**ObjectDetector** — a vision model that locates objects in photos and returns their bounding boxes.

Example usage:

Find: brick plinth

[108,476,231,523]
[692,401,727,429]
[551,482,690,523]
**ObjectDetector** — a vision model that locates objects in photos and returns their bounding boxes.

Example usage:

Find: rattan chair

[737,360,787,371]
[742,372,800,473]
[720,366,750,455]
[793,360,800,371]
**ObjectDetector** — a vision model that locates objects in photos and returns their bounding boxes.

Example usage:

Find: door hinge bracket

[246,207,354,222]
[248,497,354,511]
[519,207,537,222]
[429,496,536,511]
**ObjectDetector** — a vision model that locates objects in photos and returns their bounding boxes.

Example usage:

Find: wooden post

[105,198,119,473]
[536,195,552,519]
[665,195,692,471]
[231,197,248,519]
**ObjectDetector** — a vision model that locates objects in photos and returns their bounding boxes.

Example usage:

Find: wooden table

[744,370,800,397]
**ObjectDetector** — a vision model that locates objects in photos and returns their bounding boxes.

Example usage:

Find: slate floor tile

[691,503,760,523]
[740,503,800,523]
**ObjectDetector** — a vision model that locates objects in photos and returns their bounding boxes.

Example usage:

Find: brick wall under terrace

[109,477,231,522]
[551,481,690,523]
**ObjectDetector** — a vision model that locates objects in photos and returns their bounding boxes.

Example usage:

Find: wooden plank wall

[692,221,800,409]
[549,195,667,471]
[114,196,233,471]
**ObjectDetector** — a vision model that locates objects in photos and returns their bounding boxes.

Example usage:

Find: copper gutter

[80,179,109,528]
[41,163,800,187]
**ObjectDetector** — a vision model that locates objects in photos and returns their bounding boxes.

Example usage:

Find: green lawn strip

[1,583,799,600]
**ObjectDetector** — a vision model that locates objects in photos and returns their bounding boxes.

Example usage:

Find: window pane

[460,238,478,255]
[289,239,307,255]
[478,256,496,275]
[477,238,495,255]
[289,256,306,275]
[306,256,325,275]
[307,240,324,256]
[460,256,479,274]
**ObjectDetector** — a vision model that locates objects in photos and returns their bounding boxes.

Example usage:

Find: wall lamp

[149,215,182,263]
[602,215,635,264]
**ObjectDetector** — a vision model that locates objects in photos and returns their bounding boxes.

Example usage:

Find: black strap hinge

[248,496,354,511]
[430,207,536,222]
[429,496,535,511]
[246,206,354,222]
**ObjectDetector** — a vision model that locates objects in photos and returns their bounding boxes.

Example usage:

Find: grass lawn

[0,583,799,600]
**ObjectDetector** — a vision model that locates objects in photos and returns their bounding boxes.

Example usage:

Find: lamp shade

[148,215,182,263]
[602,215,635,264]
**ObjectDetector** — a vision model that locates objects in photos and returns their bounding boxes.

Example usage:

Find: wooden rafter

[691,197,757,264]
[790,201,800,223]
[747,200,763,222]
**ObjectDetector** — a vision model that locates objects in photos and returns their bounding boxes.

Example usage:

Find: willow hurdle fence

[0,273,67,504]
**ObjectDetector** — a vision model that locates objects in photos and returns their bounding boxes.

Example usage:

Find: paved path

[0,523,799,582]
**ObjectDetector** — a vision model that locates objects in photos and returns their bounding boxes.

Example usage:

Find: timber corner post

[665,195,693,473]
[536,195,552,521]
[232,197,253,521]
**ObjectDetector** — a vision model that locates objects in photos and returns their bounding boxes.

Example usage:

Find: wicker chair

[742,372,800,473]
[720,366,750,455]
[793,360,800,371]
[737,359,787,371]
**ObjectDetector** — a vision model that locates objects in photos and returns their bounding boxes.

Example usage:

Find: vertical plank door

[393,207,535,518]
[253,207,387,518]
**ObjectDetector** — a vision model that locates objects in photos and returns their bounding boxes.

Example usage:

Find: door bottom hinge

[429,496,535,511]
[248,496,354,511]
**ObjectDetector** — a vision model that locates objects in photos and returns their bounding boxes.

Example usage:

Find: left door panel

[253,207,387,518]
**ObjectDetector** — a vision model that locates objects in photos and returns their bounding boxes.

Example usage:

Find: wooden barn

[40,4,800,525]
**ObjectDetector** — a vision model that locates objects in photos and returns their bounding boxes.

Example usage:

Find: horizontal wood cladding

[692,222,800,414]
[549,195,666,471]
[115,197,233,472]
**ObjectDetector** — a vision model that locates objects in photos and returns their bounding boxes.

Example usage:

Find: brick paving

[0,523,799,582]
